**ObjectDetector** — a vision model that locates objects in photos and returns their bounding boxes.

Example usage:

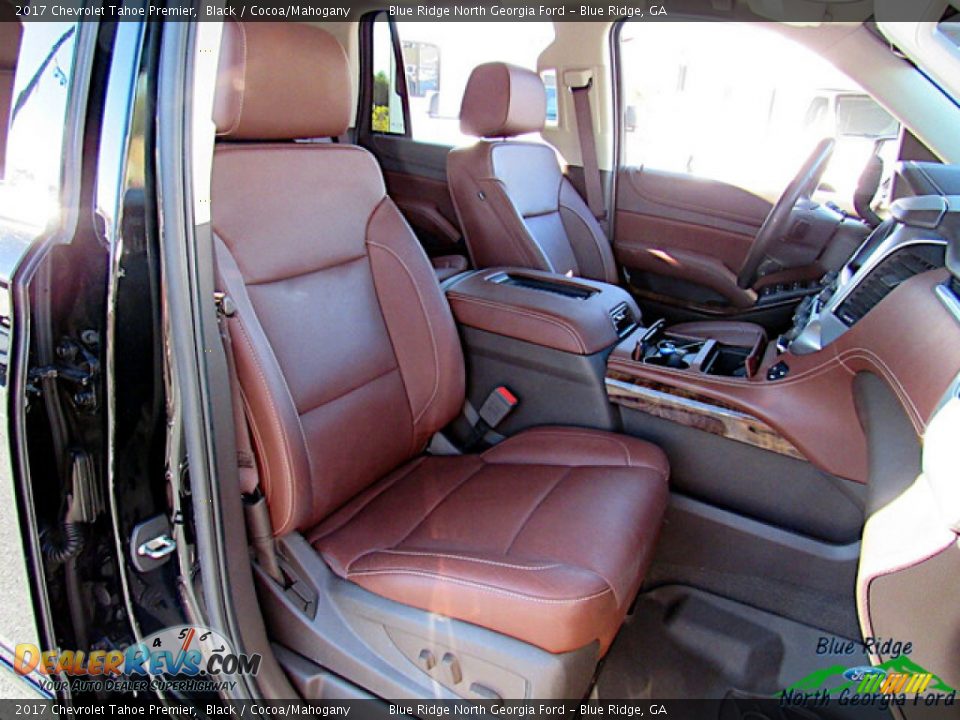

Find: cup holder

[641,339,699,370]
[643,354,691,370]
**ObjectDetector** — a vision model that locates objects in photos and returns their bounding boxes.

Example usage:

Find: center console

[444,267,768,438]
[444,268,643,434]
[626,321,764,378]
[445,268,640,356]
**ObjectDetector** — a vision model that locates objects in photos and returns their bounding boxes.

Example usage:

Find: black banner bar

[0,698,958,719]
[1,0,948,23]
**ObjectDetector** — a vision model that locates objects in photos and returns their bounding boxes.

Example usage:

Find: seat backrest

[0,17,23,178]
[211,22,465,536]
[447,62,617,284]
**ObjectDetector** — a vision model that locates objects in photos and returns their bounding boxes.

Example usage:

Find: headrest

[459,63,546,139]
[214,22,351,141]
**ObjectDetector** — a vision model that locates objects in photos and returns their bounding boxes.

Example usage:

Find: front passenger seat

[211,22,669,687]
[447,62,765,347]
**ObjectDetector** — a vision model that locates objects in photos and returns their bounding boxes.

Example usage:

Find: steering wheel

[736,138,836,289]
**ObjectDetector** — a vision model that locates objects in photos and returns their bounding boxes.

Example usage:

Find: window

[938,15,960,48]
[372,18,554,146]
[1,21,79,225]
[371,16,405,134]
[542,69,559,127]
[619,22,900,210]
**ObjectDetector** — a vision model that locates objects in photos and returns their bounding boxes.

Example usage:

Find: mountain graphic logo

[785,655,956,696]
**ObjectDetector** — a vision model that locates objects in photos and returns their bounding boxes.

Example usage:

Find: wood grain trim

[606,370,806,461]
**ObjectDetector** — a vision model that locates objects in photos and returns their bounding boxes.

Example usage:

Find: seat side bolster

[215,237,314,536]
[367,198,466,451]
[448,143,554,272]
[558,178,619,284]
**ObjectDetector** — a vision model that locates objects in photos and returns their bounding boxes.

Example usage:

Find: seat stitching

[246,254,367,288]
[387,463,488,554]
[486,458,667,481]
[310,457,428,544]
[346,570,613,605]
[297,364,399,419]
[370,550,561,571]
[364,200,419,454]
[504,467,571,556]
[368,235,443,429]
[485,430,669,476]
[839,349,924,432]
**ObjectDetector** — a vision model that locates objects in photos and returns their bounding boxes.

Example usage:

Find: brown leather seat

[212,23,668,657]
[447,62,765,349]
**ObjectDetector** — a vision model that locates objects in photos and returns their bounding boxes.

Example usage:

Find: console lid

[445,268,641,355]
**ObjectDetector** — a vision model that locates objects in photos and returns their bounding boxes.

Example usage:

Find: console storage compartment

[631,324,763,379]
[445,268,640,356]
[445,268,642,433]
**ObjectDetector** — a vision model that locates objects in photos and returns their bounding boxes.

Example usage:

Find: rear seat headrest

[459,62,546,139]
[214,21,351,141]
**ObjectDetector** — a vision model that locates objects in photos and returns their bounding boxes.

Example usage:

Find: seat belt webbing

[214,254,285,585]
[570,80,607,223]
[215,295,260,496]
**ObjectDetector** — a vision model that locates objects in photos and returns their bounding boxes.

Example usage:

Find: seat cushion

[669,320,766,348]
[310,427,669,655]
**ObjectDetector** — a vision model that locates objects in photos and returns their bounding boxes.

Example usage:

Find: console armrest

[445,268,641,355]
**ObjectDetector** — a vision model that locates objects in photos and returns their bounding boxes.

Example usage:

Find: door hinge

[27,332,101,413]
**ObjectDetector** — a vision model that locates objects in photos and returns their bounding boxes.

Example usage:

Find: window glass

[541,69,559,127]
[1,21,78,225]
[392,21,554,146]
[371,15,405,134]
[619,22,900,210]
[938,18,960,48]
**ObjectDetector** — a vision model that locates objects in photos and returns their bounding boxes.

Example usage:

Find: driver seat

[447,63,765,347]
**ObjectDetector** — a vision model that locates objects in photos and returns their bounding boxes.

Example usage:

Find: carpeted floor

[596,586,884,719]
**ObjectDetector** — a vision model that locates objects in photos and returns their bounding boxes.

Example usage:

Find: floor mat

[597,585,876,717]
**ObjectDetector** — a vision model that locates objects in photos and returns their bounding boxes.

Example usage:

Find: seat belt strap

[214,268,285,585]
[570,79,607,223]
[214,293,259,496]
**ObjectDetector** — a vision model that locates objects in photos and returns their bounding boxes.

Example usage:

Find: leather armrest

[445,268,641,355]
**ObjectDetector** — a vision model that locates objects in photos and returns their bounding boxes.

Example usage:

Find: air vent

[837,243,945,327]
[609,302,637,337]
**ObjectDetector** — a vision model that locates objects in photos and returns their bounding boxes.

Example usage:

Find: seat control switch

[766,361,790,381]
[470,683,502,701]
[417,649,436,672]
[440,652,463,685]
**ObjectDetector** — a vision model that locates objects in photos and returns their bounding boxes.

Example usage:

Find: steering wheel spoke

[736,137,836,289]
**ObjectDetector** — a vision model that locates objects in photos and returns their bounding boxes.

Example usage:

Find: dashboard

[787,166,960,355]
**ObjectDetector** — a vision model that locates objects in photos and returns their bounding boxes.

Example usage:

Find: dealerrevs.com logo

[13,625,261,693]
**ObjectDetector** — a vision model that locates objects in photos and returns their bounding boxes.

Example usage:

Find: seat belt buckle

[477,386,518,429]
